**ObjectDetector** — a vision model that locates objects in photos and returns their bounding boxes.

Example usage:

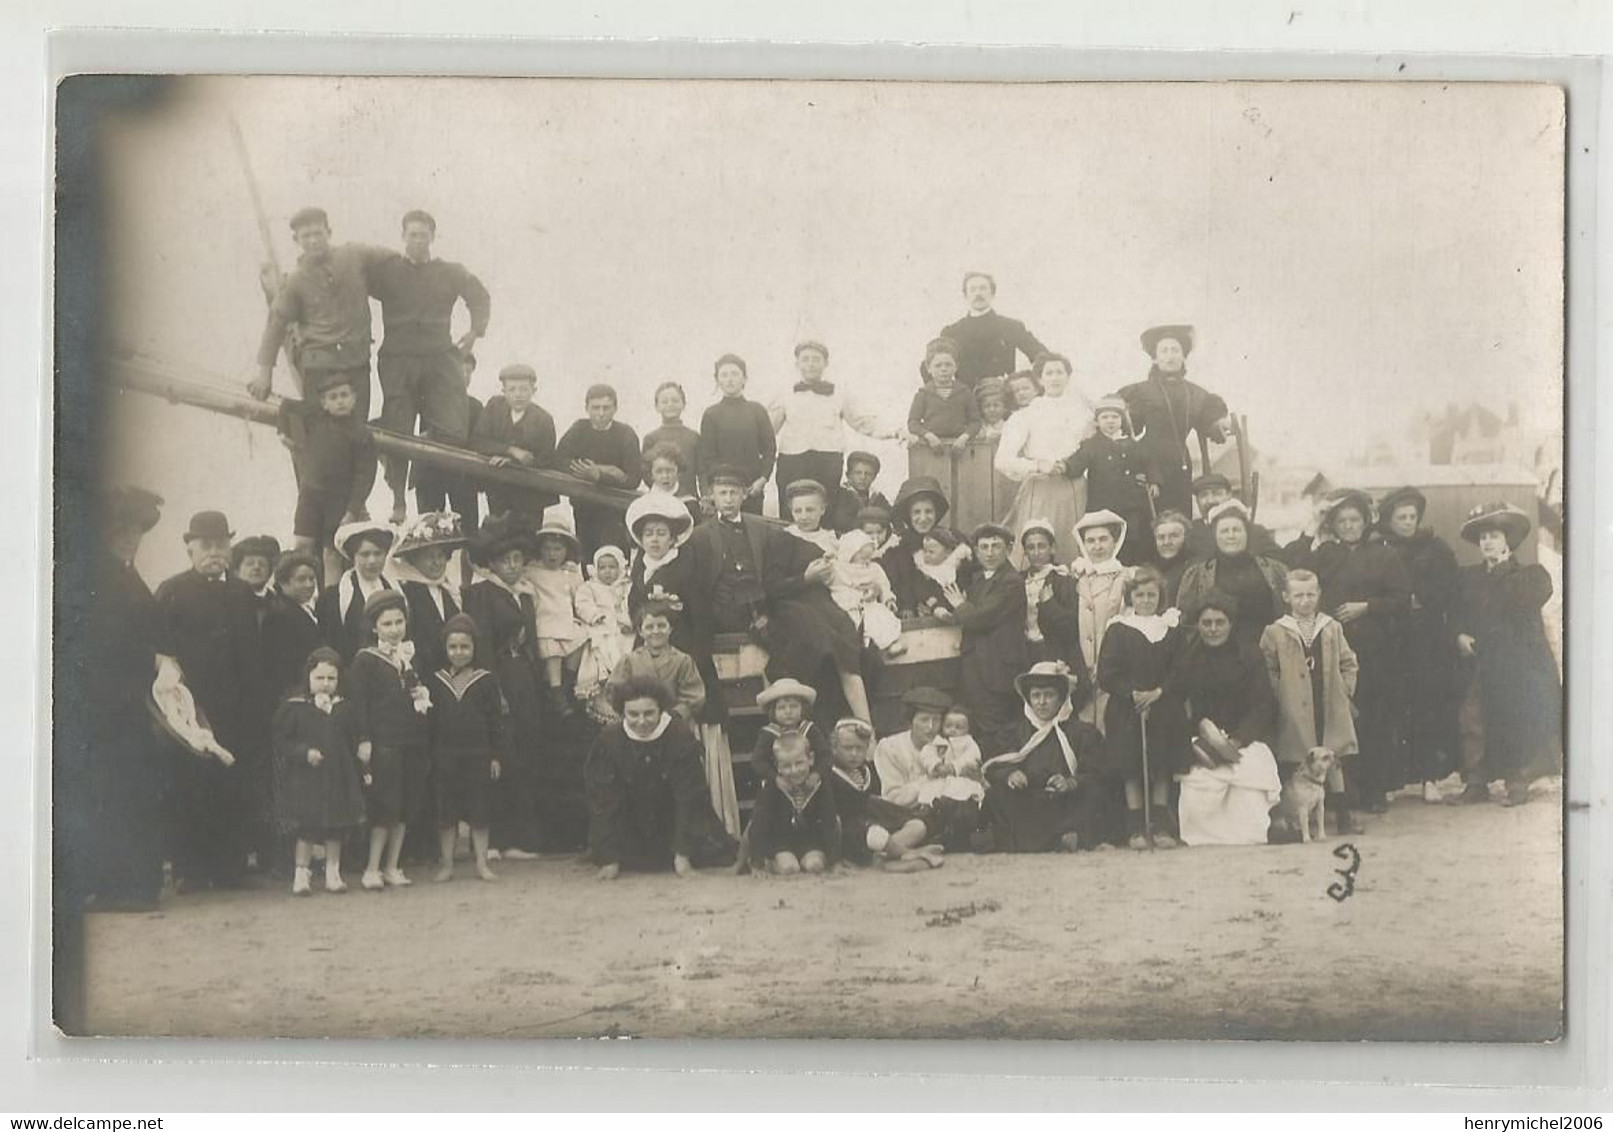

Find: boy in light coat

[1259,569,1362,835]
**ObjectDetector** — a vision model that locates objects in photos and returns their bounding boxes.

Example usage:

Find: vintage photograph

[51,75,1566,1041]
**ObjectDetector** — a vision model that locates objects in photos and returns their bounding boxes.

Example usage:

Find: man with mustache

[154,511,266,890]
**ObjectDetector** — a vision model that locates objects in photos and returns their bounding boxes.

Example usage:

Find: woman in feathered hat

[390,510,468,682]
[1378,486,1462,803]
[979,662,1117,852]
[1308,489,1412,815]
[1447,502,1561,807]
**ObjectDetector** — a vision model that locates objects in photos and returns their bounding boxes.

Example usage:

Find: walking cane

[1121,405,1159,525]
[1139,705,1155,852]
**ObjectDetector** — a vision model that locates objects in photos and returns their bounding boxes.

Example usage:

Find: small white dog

[1275,747,1336,843]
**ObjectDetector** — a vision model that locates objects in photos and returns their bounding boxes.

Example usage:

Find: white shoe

[1422,781,1442,804]
[486,849,502,861]
[291,867,312,896]
[500,848,540,861]
[382,869,412,887]
[360,870,385,891]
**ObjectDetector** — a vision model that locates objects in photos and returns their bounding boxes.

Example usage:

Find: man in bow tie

[768,340,902,518]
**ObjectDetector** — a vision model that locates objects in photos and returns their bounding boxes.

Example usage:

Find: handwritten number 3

[1327,842,1360,903]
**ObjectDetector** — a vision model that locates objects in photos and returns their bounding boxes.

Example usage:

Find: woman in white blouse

[995,352,1095,565]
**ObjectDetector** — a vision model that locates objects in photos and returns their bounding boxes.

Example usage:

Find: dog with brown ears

[1273,747,1337,844]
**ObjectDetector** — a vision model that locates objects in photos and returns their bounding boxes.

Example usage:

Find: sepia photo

[51,75,1566,1042]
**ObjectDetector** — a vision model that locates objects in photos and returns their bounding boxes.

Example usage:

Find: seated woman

[583,674,738,880]
[1166,591,1283,846]
[874,686,985,851]
[980,662,1119,852]
[763,479,873,721]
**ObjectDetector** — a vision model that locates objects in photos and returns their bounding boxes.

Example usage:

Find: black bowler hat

[183,510,234,543]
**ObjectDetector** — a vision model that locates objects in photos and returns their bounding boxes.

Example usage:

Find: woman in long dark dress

[1166,592,1282,846]
[980,662,1119,852]
[585,675,738,878]
[763,480,872,721]
[262,552,325,700]
[461,516,546,858]
[1175,500,1287,645]
[1310,489,1412,813]
[1378,486,1461,802]
[76,487,173,911]
[1095,565,1188,849]
[1449,502,1562,807]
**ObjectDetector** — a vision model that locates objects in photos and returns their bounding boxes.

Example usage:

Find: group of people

[64,210,1563,909]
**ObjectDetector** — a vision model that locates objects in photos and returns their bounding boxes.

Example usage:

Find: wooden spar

[229,116,304,398]
[106,351,641,513]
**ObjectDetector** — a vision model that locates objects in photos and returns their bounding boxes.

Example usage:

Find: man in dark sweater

[556,383,640,558]
[696,355,776,513]
[250,207,390,420]
[937,272,1050,390]
[367,210,492,523]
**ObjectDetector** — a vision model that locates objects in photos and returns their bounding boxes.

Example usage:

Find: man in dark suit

[154,510,264,889]
[1185,473,1280,561]
[686,464,775,639]
[938,272,1050,390]
[943,522,1029,755]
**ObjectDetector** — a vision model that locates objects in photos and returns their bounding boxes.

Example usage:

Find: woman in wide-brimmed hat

[883,475,970,615]
[316,519,399,662]
[978,662,1118,853]
[1447,502,1562,807]
[460,514,546,859]
[1308,489,1413,815]
[1069,509,1132,731]
[1377,486,1462,803]
[996,352,1096,565]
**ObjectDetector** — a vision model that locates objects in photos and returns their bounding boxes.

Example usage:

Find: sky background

[92,76,1564,580]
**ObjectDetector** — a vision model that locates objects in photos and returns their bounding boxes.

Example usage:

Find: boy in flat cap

[278,369,379,585]
[827,450,893,535]
[470,362,559,523]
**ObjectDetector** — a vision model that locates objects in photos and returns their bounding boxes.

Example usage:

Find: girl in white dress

[996,352,1096,565]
